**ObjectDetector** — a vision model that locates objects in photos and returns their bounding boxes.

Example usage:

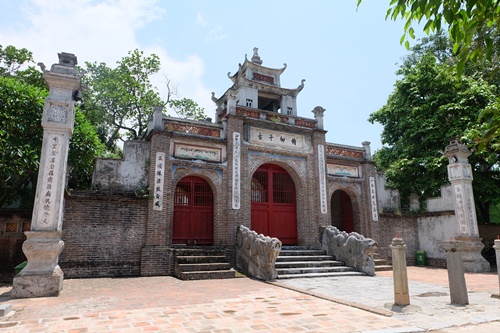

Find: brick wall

[60,191,148,278]
[0,210,31,281]
[377,213,419,266]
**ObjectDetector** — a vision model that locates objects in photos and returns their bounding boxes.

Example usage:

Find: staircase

[174,247,235,280]
[276,246,366,279]
[374,253,393,272]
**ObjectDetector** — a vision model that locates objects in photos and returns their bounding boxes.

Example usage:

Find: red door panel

[173,176,214,245]
[251,164,297,245]
[340,191,354,233]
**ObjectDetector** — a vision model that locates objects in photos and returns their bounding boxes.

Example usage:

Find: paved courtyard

[0,266,499,332]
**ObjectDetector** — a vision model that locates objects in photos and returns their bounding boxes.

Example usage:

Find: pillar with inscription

[12,53,82,298]
[443,139,490,273]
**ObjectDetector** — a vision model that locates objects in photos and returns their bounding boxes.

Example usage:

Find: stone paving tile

[0,278,414,333]
[276,266,500,332]
[0,267,499,332]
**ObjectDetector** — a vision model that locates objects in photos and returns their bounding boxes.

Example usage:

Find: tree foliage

[81,49,164,151]
[81,49,207,152]
[0,45,105,208]
[169,98,206,120]
[369,42,500,221]
[0,75,46,207]
[358,0,500,76]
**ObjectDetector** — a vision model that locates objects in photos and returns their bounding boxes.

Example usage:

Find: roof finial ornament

[251,47,263,65]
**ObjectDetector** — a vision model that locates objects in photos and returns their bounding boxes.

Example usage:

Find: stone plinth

[455,236,491,273]
[442,241,469,305]
[12,231,64,298]
[390,238,410,306]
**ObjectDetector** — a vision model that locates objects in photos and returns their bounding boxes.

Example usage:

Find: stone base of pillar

[456,237,491,273]
[11,230,65,298]
[11,266,64,298]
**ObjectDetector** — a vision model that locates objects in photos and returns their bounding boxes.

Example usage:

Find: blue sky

[0,1,421,152]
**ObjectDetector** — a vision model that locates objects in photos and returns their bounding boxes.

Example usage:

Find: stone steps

[174,248,235,280]
[276,247,364,279]
[374,256,393,272]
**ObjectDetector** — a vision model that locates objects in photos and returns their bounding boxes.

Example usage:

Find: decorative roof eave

[242,57,287,76]
[239,75,305,96]
[212,85,237,106]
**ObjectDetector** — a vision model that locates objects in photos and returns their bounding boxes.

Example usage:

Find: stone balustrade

[235,225,282,281]
[321,226,377,276]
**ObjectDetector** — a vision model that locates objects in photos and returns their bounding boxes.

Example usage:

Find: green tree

[357,0,500,75]
[369,51,500,221]
[169,98,206,120]
[81,49,164,151]
[0,45,105,208]
[0,45,44,88]
[0,75,46,207]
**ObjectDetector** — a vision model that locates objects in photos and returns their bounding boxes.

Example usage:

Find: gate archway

[173,176,214,245]
[251,164,297,245]
[331,190,354,233]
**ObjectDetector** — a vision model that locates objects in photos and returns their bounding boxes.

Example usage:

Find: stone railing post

[493,239,500,299]
[442,241,469,305]
[390,237,410,306]
[12,53,82,298]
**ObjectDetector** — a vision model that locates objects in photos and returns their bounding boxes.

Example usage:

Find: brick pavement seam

[266,281,394,317]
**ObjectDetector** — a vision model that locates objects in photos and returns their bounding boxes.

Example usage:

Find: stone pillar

[442,241,469,305]
[12,53,82,298]
[443,139,490,272]
[362,141,371,161]
[409,193,420,211]
[493,239,500,299]
[312,106,325,130]
[390,238,410,306]
[227,91,237,115]
[152,106,164,130]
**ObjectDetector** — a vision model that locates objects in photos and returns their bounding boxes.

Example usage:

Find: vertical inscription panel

[318,145,327,214]
[232,132,241,209]
[153,152,165,211]
[32,132,68,230]
[369,176,379,221]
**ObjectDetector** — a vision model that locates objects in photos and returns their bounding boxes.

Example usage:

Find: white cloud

[0,0,215,117]
[206,25,227,42]
[146,46,214,119]
[196,12,208,27]
[1,0,164,66]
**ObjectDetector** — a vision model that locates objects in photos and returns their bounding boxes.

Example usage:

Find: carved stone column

[390,238,410,306]
[12,53,82,298]
[443,139,490,272]
[442,241,469,305]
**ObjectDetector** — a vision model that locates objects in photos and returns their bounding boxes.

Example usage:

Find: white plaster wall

[280,95,296,116]
[417,214,457,259]
[375,173,400,212]
[92,141,150,191]
[426,184,454,212]
[237,86,258,107]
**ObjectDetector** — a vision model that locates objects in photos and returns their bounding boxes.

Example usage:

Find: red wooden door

[173,176,214,245]
[340,191,354,233]
[251,164,297,245]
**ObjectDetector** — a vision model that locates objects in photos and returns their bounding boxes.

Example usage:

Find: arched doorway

[173,176,214,245]
[251,164,297,245]
[331,190,354,233]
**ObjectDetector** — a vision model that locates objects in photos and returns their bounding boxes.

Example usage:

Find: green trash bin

[14,261,27,275]
[416,250,426,266]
